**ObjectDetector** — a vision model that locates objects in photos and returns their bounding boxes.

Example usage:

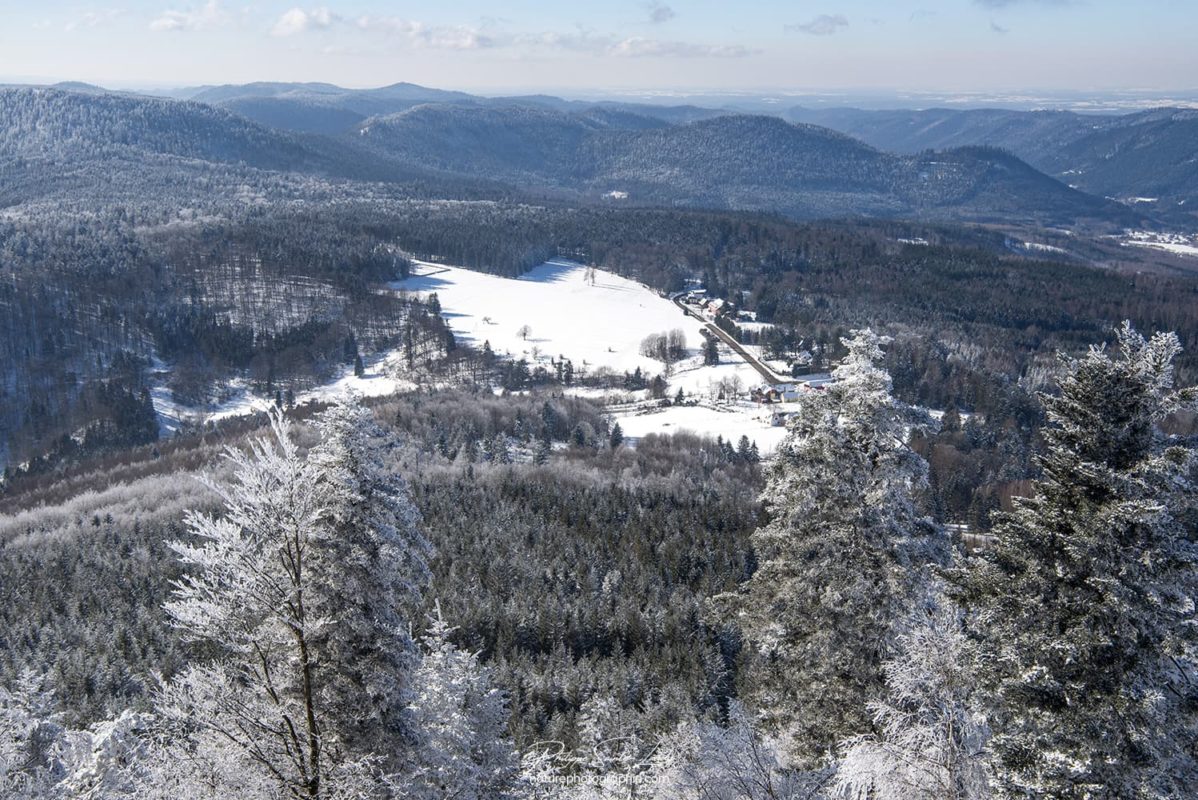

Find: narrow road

[672,296,791,384]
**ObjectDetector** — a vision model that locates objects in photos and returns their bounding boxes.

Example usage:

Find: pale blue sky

[2,1,1195,94]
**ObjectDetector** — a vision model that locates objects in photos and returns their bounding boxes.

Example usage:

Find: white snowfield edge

[394,258,710,375]
[151,259,788,453]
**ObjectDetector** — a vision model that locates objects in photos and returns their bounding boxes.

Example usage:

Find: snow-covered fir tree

[834,597,992,800]
[406,604,520,800]
[307,398,432,761]
[963,323,1198,798]
[0,673,63,799]
[735,329,949,766]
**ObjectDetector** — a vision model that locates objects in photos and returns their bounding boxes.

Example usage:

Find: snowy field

[395,259,789,447]
[1122,231,1198,258]
[393,259,708,375]
[151,258,794,450]
[614,403,790,455]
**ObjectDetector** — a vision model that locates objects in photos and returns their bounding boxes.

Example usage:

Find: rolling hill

[357,105,1139,225]
[0,85,1144,227]
[785,106,1198,218]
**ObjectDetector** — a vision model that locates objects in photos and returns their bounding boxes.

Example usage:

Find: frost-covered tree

[834,600,992,800]
[60,710,149,799]
[0,674,149,800]
[963,323,1198,798]
[0,673,64,799]
[307,399,432,760]
[649,702,826,800]
[736,330,949,766]
[156,402,430,798]
[406,605,519,800]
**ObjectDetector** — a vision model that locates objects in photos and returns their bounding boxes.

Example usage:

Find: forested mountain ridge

[0,85,1144,228]
[786,105,1198,217]
[0,87,514,209]
[357,104,1140,225]
[134,78,1196,223]
[179,81,480,135]
[0,87,331,173]
[159,79,725,135]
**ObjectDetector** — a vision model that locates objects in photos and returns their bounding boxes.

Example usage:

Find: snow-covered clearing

[150,258,794,449]
[1022,242,1070,255]
[393,259,708,375]
[614,403,790,455]
[1122,231,1198,258]
[395,259,790,447]
[150,352,416,436]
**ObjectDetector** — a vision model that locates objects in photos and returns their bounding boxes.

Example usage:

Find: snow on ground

[669,358,763,400]
[150,258,793,449]
[299,353,418,405]
[395,259,790,448]
[149,377,257,437]
[614,403,790,455]
[1122,231,1198,258]
[1022,242,1070,255]
[150,351,416,436]
[393,258,708,376]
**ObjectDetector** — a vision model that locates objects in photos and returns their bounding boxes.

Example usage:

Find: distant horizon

[5,75,1198,113]
[3,1,1196,101]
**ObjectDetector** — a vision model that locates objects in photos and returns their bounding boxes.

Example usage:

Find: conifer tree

[962,323,1198,798]
[609,422,624,450]
[307,399,433,760]
[736,330,948,766]
[407,606,519,800]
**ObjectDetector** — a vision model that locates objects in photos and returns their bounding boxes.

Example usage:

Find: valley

[2,59,1198,799]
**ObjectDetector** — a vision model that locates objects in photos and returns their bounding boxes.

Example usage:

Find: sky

[2,1,1196,96]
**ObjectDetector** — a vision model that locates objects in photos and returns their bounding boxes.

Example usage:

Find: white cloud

[786,14,849,36]
[357,16,494,50]
[609,38,754,58]
[349,16,750,58]
[512,29,753,59]
[65,9,121,32]
[272,7,339,38]
[150,0,229,32]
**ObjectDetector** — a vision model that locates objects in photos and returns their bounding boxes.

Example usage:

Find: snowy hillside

[394,258,708,375]
[146,258,786,450]
[395,258,784,448]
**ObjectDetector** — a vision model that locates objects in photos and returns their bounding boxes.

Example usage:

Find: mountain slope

[785,106,1198,216]
[174,81,483,135]
[0,87,512,208]
[357,106,1138,225]
[358,103,602,180]
[0,87,344,173]
[1039,110,1198,212]
[784,107,1090,161]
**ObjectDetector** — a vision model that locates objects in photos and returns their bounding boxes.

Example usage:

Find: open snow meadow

[395,258,784,451]
[145,257,784,452]
[394,258,709,374]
